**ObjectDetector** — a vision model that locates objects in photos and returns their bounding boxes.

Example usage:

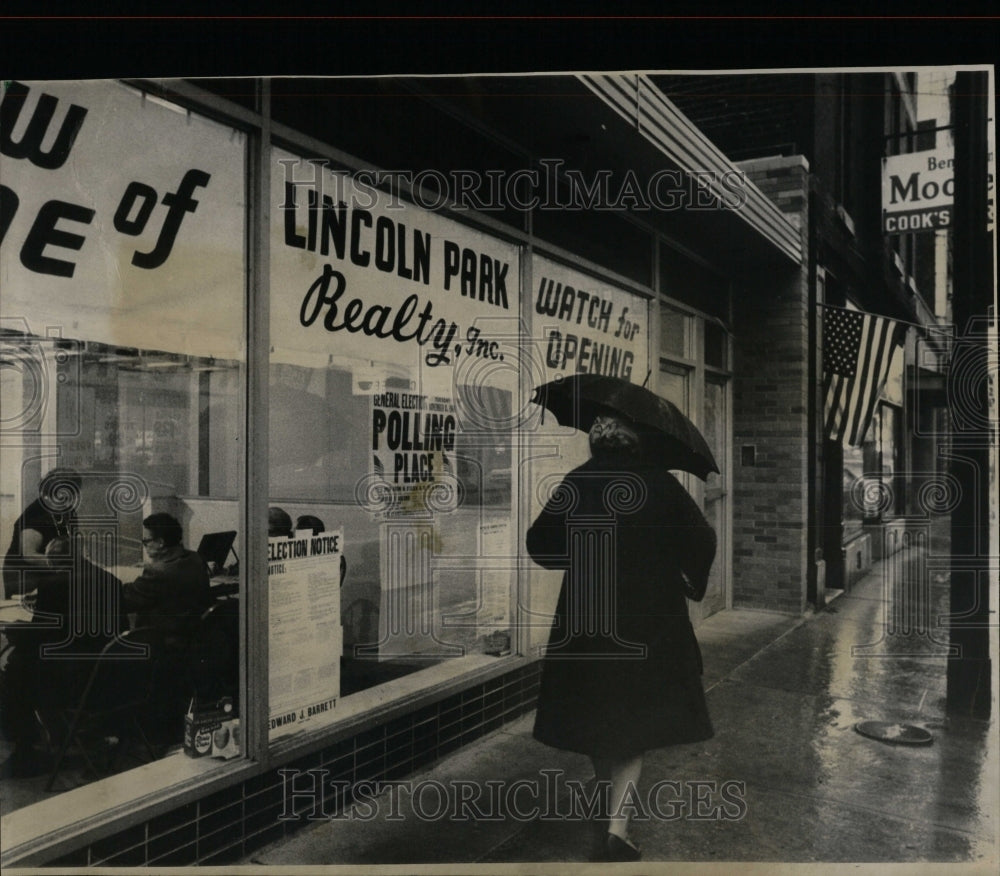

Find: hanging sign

[883,146,995,234]
[882,148,956,232]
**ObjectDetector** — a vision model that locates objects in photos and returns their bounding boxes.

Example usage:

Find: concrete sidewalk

[244,563,998,869]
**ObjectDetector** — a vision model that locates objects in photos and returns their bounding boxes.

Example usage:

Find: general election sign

[882,146,995,233]
[371,390,457,513]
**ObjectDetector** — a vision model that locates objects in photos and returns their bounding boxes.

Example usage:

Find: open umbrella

[531,373,720,480]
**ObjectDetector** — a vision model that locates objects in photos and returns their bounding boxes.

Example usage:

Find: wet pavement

[245,555,998,869]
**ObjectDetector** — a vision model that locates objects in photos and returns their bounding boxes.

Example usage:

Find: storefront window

[842,413,881,533]
[1,81,246,808]
[704,319,729,371]
[660,303,689,359]
[878,403,903,517]
[525,252,652,650]
[266,149,521,740]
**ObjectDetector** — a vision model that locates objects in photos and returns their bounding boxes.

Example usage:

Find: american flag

[822,305,904,446]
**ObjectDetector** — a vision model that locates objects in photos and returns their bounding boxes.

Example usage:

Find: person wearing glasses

[120,513,213,743]
[123,513,212,646]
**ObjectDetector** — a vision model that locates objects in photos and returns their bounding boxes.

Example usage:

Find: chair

[0,639,13,670]
[187,599,240,708]
[40,627,165,792]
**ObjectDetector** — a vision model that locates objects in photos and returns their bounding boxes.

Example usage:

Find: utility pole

[945,70,993,718]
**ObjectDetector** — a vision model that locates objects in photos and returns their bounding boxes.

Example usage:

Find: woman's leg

[587,756,612,860]
[590,755,612,824]
[591,755,611,785]
[606,752,644,839]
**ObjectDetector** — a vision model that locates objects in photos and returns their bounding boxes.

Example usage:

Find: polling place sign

[370,390,457,512]
[882,148,955,233]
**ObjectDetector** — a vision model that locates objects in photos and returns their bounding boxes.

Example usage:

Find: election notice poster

[268,530,344,739]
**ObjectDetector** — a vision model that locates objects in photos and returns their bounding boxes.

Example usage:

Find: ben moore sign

[882,148,956,233]
[883,146,995,234]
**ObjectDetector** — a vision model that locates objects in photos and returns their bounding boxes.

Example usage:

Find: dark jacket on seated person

[31,558,126,654]
[123,545,212,646]
[1,540,126,752]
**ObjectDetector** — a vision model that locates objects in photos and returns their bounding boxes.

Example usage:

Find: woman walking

[526,414,717,862]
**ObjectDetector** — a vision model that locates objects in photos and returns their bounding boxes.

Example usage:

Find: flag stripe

[847,315,880,444]
[854,322,900,446]
[825,373,846,443]
[857,316,895,445]
[854,319,886,441]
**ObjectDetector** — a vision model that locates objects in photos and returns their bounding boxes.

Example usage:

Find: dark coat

[27,558,126,655]
[526,456,717,758]
[122,546,212,646]
[1,559,126,743]
[3,498,77,598]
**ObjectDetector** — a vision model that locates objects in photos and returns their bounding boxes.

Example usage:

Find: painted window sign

[0,80,245,361]
[532,253,649,384]
[270,149,520,395]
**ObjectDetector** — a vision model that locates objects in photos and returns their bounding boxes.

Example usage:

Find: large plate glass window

[1,80,247,807]
[266,150,520,740]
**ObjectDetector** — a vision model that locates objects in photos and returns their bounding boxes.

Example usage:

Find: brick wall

[731,156,811,613]
[31,663,542,868]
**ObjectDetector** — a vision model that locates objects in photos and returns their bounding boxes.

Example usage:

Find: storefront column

[244,78,271,758]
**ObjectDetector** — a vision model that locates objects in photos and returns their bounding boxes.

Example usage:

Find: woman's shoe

[604,832,641,862]
[588,816,609,862]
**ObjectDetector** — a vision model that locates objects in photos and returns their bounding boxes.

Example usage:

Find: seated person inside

[121,513,214,740]
[1,536,126,778]
[268,506,294,539]
[122,513,213,648]
[295,514,325,535]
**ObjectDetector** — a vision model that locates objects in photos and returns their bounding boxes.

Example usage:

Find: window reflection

[266,359,514,710]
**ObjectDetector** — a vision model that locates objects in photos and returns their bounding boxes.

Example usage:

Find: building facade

[660,71,957,603]
[1,70,967,866]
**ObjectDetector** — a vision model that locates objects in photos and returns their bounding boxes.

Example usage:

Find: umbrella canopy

[531,373,720,480]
